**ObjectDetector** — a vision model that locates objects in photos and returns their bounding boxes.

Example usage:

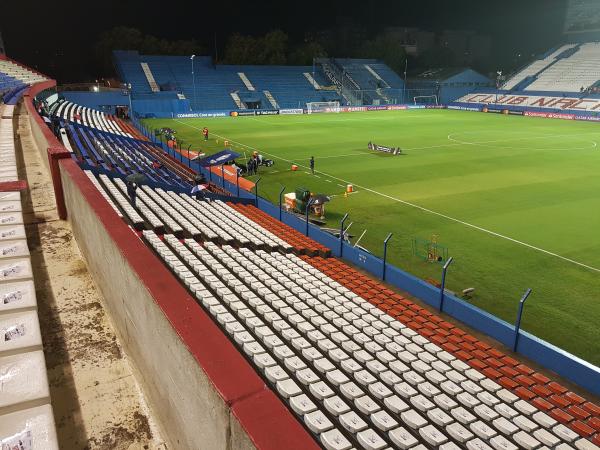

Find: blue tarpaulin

[197,149,241,167]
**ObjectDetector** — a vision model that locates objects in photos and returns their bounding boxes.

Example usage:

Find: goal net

[413,95,438,105]
[306,101,341,114]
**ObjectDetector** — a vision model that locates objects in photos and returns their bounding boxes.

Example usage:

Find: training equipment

[412,235,448,264]
[368,142,401,155]
[306,101,341,114]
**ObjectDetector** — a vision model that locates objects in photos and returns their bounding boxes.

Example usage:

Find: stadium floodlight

[191,55,196,111]
[306,101,340,114]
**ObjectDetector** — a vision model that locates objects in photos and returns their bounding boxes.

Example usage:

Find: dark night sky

[2,0,567,82]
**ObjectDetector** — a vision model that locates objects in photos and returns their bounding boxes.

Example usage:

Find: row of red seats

[230,203,330,257]
[303,255,600,444]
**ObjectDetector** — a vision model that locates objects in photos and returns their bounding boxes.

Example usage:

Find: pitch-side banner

[177,111,229,118]
[280,108,304,115]
[461,93,600,112]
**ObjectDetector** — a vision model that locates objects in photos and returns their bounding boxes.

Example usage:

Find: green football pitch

[144,109,600,366]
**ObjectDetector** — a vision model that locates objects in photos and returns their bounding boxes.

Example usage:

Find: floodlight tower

[191,54,196,111]
[495,70,503,104]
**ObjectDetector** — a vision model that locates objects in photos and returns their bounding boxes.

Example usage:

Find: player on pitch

[202,127,209,141]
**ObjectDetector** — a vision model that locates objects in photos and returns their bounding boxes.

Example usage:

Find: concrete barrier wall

[59,158,318,450]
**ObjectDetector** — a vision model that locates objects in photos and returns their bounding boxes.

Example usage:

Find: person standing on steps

[310,156,315,175]
[126,180,138,207]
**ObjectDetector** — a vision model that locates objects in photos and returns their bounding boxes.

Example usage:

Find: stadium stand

[16,51,600,448]
[319,58,405,104]
[501,45,577,91]
[51,100,136,138]
[78,164,600,449]
[452,41,600,112]
[501,42,600,94]
[39,96,196,187]
[0,59,48,106]
[112,51,406,112]
[526,42,600,92]
[0,63,59,449]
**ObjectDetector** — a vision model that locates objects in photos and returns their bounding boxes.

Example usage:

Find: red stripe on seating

[0,180,28,191]
[59,158,316,449]
[301,254,600,444]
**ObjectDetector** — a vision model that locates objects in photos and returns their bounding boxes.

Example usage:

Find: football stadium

[2,0,600,449]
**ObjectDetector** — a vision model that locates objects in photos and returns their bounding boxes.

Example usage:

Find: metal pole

[439,257,454,312]
[278,185,286,221]
[305,199,314,236]
[382,233,393,281]
[403,59,408,104]
[339,213,349,257]
[513,288,533,352]
[191,55,196,111]
[236,171,240,197]
[221,165,225,188]
[254,177,261,207]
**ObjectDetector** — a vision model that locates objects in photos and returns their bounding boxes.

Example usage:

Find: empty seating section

[239,66,340,109]
[68,124,190,187]
[114,52,402,110]
[0,105,58,448]
[85,166,600,448]
[502,45,576,90]
[501,43,600,93]
[50,100,142,139]
[526,43,600,92]
[333,59,405,103]
[0,59,47,105]
[88,174,296,251]
[140,230,598,449]
[230,203,330,256]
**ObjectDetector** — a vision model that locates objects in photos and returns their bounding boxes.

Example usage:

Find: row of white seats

[142,231,596,450]
[97,173,144,227]
[526,43,600,92]
[162,189,291,250]
[502,45,576,90]
[83,171,122,219]
[0,115,19,182]
[90,172,293,251]
[89,130,158,176]
[52,101,132,138]
[0,190,58,449]
[0,60,47,85]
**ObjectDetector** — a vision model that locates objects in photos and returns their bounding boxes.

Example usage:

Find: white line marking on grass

[174,118,600,273]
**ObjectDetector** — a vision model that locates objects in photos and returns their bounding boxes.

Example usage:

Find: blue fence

[130,110,600,396]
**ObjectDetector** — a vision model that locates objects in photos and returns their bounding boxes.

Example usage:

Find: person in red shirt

[202,127,209,141]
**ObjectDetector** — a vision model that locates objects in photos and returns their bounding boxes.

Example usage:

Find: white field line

[174,119,600,273]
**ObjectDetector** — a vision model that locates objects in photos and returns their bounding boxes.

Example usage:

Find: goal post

[306,101,341,114]
[413,95,439,105]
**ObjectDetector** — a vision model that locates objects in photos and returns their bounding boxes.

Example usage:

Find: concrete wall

[58,158,317,450]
